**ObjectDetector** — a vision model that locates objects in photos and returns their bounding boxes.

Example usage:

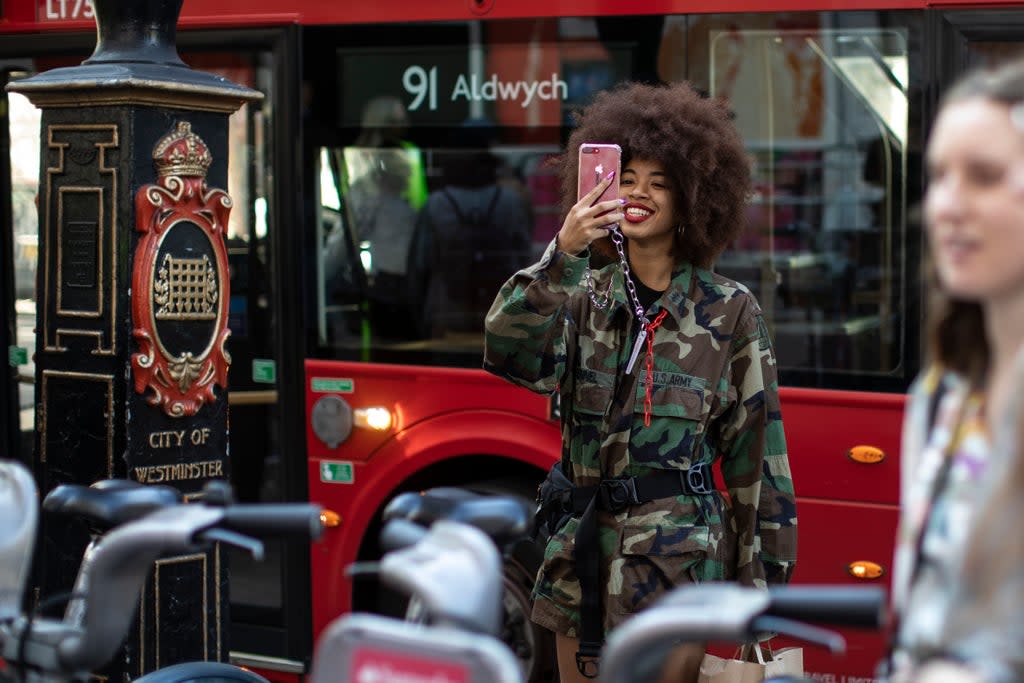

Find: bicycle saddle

[383,487,532,545]
[43,479,182,532]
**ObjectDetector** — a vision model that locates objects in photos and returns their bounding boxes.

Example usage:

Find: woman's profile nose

[926,176,962,219]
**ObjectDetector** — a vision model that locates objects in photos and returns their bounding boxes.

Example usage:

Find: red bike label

[350,647,469,683]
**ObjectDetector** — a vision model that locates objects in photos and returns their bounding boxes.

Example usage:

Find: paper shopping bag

[698,651,769,683]
[763,646,803,677]
[698,644,803,682]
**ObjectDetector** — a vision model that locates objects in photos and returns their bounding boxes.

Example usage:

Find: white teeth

[626,207,651,217]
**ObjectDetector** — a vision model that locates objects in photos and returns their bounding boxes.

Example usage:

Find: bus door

[700,13,924,678]
[3,66,45,468]
[173,30,314,676]
[1,68,24,464]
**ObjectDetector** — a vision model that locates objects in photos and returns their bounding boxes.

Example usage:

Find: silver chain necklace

[585,227,645,320]
[583,227,654,373]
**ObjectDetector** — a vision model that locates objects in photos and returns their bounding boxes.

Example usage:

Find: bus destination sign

[338,44,632,129]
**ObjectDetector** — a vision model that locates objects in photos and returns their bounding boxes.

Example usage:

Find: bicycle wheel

[133,662,271,683]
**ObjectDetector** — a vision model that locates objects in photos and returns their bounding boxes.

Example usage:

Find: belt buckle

[686,466,713,495]
[575,652,600,679]
[598,477,638,512]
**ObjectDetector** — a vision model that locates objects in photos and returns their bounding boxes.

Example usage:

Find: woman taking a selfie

[483,81,798,683]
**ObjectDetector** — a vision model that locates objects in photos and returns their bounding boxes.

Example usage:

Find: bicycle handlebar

[600,583,887,683]
[383,488,532,547]
[221,504,325,540]
[1,498,324,678]
[378,517,429,553]
[56,505,226,672]
[766,585,886,629]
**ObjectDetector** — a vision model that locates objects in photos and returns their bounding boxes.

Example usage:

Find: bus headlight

[353,406,392,431]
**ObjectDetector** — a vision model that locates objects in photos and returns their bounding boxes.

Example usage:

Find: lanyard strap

[885,379,965,669]
[642,310,669,426]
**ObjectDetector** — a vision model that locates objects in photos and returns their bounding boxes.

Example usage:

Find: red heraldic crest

[132,121,232,417]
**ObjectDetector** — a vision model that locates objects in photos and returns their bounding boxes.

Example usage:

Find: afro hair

[558,81,751,268]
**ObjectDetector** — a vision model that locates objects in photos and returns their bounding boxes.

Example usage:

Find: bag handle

[740,642,773,665]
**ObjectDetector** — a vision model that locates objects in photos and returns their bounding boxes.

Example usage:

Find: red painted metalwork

[132,121,232,418]
[305,360,561,632]
[1,0,1000,31]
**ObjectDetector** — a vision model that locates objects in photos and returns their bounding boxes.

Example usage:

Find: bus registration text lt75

[38,0,93,22]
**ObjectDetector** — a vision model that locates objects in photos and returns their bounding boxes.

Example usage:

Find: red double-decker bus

[2,0,1021,680]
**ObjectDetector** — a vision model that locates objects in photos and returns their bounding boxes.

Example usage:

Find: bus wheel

[502,537,556,683]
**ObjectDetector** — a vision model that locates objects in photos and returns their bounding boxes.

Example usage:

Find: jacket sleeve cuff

[538,237,589,288]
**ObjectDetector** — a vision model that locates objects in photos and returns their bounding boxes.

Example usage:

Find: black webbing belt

[569,465,715,678]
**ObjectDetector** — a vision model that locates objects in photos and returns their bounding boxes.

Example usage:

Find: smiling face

[618,158,677,249]
[925,97,1024,306]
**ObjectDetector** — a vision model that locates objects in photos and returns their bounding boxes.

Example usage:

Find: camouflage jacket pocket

[620,521,711,558]
[634,371,706,420]
[612,521,712,616]
[572,367,616,415]
[630,372,708,468]
[533,517,582,612]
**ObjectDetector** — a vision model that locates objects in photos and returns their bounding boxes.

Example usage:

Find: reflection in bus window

[411,141,532,339]
[320,142,534,356]
[310,15,914,390]
[342,146,419,338]
[710,27,908,378]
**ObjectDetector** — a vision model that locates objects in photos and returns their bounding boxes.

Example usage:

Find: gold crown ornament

[153,121,213,179]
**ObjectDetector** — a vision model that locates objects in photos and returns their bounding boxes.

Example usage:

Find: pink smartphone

[577,142,622,208]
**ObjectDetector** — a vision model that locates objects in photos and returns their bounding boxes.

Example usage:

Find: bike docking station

[6,0,260,679]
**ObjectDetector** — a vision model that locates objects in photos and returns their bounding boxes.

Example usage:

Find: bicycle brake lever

[198,528,265,561]
[751,616,846,654]
[345,561,381,578]
[194,480,235,506]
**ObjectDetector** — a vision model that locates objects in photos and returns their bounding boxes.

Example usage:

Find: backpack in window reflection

[435,186,505,330]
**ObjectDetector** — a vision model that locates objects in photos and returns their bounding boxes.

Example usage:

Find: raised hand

[556,172,625,256]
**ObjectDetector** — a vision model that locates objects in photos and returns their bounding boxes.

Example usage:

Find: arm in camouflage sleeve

[718,299,798,588]
[483,238,589,394]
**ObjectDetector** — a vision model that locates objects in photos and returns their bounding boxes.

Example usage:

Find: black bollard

[7,0,260,677]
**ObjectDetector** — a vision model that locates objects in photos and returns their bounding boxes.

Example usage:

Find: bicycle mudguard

[0,460,38,621]
[310,613,522,683]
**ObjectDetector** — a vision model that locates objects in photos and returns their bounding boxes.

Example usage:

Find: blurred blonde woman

[888,56,1024,683]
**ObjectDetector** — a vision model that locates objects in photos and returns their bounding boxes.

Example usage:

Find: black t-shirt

[634,277,666,314]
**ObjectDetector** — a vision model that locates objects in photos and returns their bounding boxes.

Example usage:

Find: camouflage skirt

[530,492,735,637]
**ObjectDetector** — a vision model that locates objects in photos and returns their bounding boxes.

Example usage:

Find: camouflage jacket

[484,240,797,592]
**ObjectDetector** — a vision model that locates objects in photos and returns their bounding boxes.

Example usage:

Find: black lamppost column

[7,0,261,678]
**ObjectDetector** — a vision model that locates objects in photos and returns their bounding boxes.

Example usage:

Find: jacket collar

[599,260,696,325]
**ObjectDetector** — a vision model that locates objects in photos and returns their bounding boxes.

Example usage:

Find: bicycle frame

[310,520,523,683]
